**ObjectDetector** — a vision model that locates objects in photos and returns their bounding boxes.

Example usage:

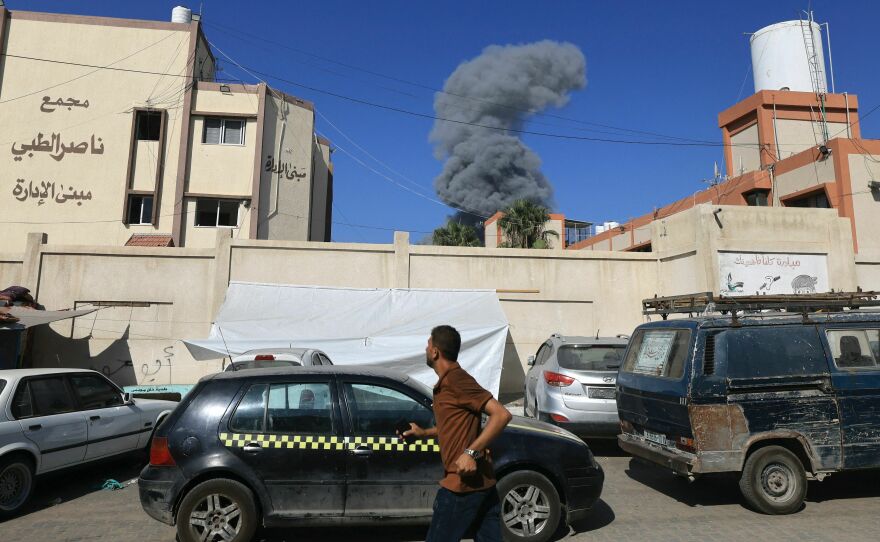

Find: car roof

[639,309,880,330]
[0,368,99,379]
[206,365,413,384]
[549,335,629,346]
[238,348,312,356]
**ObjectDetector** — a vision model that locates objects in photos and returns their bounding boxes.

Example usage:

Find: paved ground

[4,443,880,541]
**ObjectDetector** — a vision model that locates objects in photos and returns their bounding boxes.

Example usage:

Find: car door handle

[242,442,263,453]
[89,415,101,421]
[28,424,42,431]
[350,445,372,457]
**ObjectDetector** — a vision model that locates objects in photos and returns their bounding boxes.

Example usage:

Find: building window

[135,111,162,141]
[126,195,153,225]
[785,191,830,209]
[744,189,769,207]
[564,220,593,248]
[203,118,244,145]
[195,198,239,227]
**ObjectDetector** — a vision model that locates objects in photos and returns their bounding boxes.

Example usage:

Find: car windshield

[557,345,625,371]
[227,359,301,371]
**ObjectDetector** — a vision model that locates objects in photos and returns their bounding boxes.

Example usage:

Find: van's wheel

[0,455,35,518]
[739,446,807,515]
[176,479,257,542]
[497,470,561,542]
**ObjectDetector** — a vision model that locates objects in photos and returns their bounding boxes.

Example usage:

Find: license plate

[587,387,616,400]
[644,430,667,446]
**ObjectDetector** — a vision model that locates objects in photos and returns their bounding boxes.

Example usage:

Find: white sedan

[0,368,177,517]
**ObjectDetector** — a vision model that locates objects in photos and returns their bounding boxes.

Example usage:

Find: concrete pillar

[210,229,234,318]
[21,232,47,299]
[393,231,410,288]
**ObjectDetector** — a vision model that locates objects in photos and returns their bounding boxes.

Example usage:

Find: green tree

[432,220,482,247]
[498,199,559,249]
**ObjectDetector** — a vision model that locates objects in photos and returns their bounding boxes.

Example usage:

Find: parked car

[139,366,604,542]
[224,348,333,372]
[0,368,177,517]
[617,310,880,514]
[524,334,629,437]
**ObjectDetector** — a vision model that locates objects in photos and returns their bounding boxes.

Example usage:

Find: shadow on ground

[10,452,147,520]
[255,526,428,542]
[625,456,880,510]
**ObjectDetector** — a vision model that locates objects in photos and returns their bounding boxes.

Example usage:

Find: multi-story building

[568,20,880,257]
[0,5,332,250]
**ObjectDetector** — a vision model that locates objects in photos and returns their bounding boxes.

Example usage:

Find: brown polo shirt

[432,363,496,493]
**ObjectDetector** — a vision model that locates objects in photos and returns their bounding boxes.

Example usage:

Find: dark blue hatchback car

[139,366,603,542]
[617,302,880,515]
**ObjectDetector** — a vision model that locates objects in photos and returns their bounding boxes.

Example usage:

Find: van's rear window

[557,345,625,371]
[622,329,691,379]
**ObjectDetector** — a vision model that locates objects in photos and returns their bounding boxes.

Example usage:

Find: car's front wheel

[176,479,257,542]
[496,470,561,542]
[0,454,35,518]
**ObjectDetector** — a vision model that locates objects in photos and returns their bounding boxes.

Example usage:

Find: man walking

[402,325,513,542]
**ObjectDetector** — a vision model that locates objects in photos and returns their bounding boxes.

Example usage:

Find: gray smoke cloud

[430,40,586,224]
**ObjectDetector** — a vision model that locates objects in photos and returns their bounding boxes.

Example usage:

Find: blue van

[617,293,880,514]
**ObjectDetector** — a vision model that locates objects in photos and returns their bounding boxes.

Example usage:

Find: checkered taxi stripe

[219,433,440,453]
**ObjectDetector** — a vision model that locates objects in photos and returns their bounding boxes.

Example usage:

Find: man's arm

[454,398,512,475]
[401,423,437,439]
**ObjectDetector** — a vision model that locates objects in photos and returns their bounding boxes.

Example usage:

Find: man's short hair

[431,325,461,361]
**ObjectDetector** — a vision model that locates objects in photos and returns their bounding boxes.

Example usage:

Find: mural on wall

[718,252,829,296]
[265,154,306,180]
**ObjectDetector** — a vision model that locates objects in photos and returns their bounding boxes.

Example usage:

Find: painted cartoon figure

[759,275,781,292]
[791,275,818,294]
[725,273,744,293]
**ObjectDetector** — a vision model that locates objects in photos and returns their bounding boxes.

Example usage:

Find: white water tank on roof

[171,6,192,24]
[750,20,827,94]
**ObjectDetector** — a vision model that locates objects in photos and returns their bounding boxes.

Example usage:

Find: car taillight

[543,371,575,387]
[254,354,275,361]
[149,437,176,466]
[550,413,570,423]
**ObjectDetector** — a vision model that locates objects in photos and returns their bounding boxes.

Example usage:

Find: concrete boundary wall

[1,205,875,396]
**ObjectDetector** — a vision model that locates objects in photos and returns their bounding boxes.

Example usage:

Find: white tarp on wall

[184,282,509,396]
[718,252,829,296]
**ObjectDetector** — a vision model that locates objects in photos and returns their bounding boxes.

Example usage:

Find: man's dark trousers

[425,487,502,542]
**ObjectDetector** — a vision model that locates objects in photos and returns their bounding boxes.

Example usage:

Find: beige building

[0,7,332,250]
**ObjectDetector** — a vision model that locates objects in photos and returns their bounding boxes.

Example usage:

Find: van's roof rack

[643,290,880,320]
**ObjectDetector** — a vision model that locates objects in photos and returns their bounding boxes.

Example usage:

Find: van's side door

[723,325,842,471]
[822,326,880,469]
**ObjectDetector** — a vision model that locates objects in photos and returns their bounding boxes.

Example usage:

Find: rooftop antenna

[595,329,600,340]
[218,325,234,370]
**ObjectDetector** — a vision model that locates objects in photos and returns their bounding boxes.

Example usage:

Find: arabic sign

[632,330,675,376]
[40,96,90,113]
[12,179,92,206]
[11,132,104,162]
[718,252,829,296]
[265,155,307,180]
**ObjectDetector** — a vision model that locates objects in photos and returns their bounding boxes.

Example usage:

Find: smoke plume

[430,40,586,224]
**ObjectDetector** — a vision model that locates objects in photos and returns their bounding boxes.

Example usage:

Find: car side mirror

[527,355,536,367]
[123,392,134,405]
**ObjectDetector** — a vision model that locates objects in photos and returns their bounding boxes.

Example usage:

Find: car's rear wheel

[176,479,257,542]
[739,445,807,515]
[0,455,35,518]
[497,470,561,542]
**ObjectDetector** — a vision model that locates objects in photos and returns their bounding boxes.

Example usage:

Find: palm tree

[498,199,559,249]
[432,221,482,247]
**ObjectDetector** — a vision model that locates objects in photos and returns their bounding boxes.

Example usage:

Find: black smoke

[430,40,586,225]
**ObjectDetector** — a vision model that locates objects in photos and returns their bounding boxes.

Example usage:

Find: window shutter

[203,118,222,144]
[223,120,243,144]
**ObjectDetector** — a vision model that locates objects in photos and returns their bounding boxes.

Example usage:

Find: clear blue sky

[12,0,879,243]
